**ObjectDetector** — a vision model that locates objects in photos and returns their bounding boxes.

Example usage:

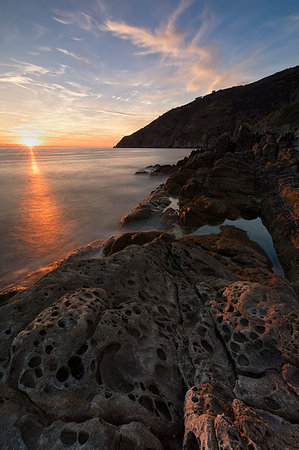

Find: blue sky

[0,0,298,146]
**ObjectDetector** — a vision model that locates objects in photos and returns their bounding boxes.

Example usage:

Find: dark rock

[103,231,167,256]
[214,133,235,155]
[234,123,254,152]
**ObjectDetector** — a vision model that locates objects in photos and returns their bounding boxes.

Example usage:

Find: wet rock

[161,208,179,229]
[135,164,177,176]
[103,231,165,256]
[120,184,171,228]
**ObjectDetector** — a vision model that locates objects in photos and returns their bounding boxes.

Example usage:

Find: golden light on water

[29,148,40,175]
[14,148,74,263]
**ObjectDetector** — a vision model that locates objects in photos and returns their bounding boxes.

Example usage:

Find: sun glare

[21,137,40,148]
[16,130,43,148]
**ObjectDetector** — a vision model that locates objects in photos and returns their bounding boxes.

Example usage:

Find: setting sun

[15,130,43,148]
[21,137,40,148]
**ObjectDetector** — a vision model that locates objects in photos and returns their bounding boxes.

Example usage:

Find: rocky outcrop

[120,127,299,293]
[1,109,299,447]
[116,66,299,148]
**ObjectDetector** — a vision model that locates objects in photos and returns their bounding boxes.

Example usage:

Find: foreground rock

[0,229,298,448]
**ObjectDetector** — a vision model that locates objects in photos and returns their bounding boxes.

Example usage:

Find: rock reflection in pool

[179,217,284,275]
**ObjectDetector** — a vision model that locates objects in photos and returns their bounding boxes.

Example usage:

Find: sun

[20,137,40,148]
[15,130,43,148]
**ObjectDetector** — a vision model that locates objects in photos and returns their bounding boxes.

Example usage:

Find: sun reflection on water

[14,148,73,263]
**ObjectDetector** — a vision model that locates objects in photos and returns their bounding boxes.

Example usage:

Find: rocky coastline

[0,124,298,449]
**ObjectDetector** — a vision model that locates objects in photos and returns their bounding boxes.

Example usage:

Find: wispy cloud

[53,10,100,35]
[37,46,52,52]
[56,48,90,65]
[100,1,246,93]
[53,16,72,25]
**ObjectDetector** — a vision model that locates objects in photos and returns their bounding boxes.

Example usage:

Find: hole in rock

[222,325,231,335]
[68,356,82,369]
[139,395,154,412]
[28,356,41,368]
[237,355,249,366]
[155,400,171,421]
[77,343,88,355]
[60,429,77,446]
[34,368,43,378]
[58,320,66,328]
[56,367,69,382]
[20,370,36,388]
[39,330,46,336]
[233,332,247,343]
[156,348,167,361]
[255,325,266,334]
[148,384,160,395]
[45,345,53,354]
[157,306,168,317]
[230,342,240,352]
[240,318,249,327]
[127,328,141,339]
[78,431,89,445]
[201,340,213,353]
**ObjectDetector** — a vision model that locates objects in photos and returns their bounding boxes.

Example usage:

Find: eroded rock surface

[0,230,298,449]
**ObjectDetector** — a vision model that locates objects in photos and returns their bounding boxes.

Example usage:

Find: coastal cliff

[116,66,299,148]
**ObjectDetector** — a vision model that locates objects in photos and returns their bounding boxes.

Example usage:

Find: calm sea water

[0,147,192,289]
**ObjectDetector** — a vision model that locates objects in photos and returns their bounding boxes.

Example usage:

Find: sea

[0,147,192,290]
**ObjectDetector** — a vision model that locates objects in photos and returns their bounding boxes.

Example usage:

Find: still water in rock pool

[177,217,284,275]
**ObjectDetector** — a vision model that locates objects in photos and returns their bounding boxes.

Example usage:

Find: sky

[0,0,298,147]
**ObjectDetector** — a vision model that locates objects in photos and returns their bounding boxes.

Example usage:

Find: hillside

[116,66,299,148]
